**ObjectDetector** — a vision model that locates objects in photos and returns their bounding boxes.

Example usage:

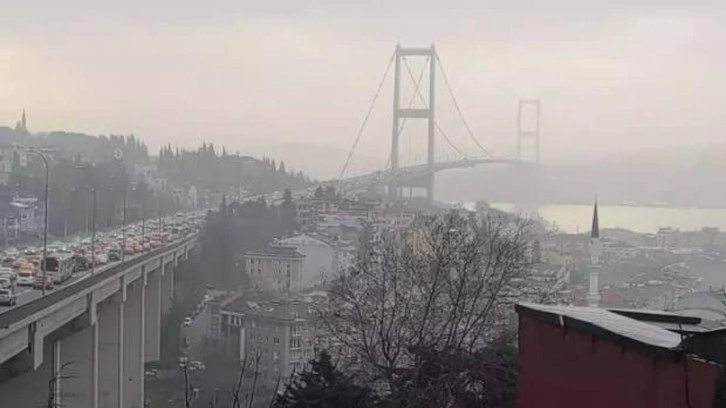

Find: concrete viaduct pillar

[98,287,124,408]
[144,270,162,363]
[123,277,145,408]
[0,251,184,408]
[160,260,174,314]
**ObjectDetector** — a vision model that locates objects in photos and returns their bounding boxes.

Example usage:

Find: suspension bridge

[337,44,541,203]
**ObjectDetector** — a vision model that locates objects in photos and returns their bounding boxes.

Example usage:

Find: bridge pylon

[516,99,541,164]
[389,44,437,202]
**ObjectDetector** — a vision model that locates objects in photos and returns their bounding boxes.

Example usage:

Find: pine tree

[273,352,376,408]
[278,161,287,175]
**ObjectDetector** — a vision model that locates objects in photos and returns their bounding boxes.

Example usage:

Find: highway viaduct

[0,235,198,408]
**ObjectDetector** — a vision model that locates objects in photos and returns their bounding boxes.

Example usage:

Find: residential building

[295,198,317,231]
[516,302,726,408]
[673,290,726,325]
[245,246,305,295]
[0,145,28,186]
[202,293,322,408]
[242,299,317,407]
[274,234,337,288]
[11,196,38,233]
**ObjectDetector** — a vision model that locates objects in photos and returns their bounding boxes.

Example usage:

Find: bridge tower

[516,99,541,164]
[390,44,437,202]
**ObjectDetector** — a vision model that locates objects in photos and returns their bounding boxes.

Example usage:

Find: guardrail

[0,234,198,330]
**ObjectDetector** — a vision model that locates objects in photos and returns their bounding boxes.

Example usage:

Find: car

[95,253,108,265]
[1,257,15,267]
[33,275,54,290]
[189,361,206,371]
[107,250,121,262]
[0,289,16,306]
[23,248,38,256]
[0,277,12,289]
[17,271,34,286]
[183,317,192,326]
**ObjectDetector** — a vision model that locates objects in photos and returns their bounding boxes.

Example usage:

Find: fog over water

[475,203,726,234]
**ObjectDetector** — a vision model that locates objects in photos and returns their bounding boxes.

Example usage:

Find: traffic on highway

[0,211,206,313]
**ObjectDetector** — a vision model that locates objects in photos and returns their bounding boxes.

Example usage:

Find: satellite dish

[113,149,123,160]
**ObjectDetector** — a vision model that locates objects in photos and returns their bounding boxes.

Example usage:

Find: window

[290,338,301,349]
[291,325,299,335]
[273,337,280,344]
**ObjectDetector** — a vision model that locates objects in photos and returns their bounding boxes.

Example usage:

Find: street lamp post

[91,188,97,275]
[141,194,146,251]
[27,150,50,296]
[121,186,127,263]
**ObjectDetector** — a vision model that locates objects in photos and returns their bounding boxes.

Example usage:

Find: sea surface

[462,203,726,234]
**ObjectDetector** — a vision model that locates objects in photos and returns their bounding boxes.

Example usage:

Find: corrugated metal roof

[517,303,682,349]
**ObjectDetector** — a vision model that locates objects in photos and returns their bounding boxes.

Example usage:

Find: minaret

[587,200,602,307]
[15,109,27,133]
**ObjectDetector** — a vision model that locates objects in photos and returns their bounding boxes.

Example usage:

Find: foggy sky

[1,1,725,166]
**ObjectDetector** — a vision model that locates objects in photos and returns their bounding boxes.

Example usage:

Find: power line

[435,53,492,157]
[339,50,396,179]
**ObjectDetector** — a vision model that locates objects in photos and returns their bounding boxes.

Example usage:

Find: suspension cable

[401,57,469,159]
[435,53,492,157]
[339,50,396,179]
[436,122,468,157]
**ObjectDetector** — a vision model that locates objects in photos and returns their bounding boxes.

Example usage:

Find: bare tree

[321,210,533,381]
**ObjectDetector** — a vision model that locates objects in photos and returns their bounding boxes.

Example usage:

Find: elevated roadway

[0,234,199,408]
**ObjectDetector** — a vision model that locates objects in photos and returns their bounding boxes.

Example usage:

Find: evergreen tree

[280,188,297,233]
[273,352,376,408]
[279,161,287,175]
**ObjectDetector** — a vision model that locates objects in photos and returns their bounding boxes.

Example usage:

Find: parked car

[0,289,16,306]
[0,277,12,289]
[183,317,192,326]
[189,361,206,371]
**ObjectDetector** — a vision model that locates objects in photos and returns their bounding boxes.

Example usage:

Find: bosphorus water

[465,203,726,234]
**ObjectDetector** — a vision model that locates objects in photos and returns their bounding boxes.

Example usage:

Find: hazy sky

[1,1,725,167]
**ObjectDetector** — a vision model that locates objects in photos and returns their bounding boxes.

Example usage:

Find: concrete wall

[293,244,336,289]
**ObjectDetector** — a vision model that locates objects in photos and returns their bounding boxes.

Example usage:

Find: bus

[41,254,75,284]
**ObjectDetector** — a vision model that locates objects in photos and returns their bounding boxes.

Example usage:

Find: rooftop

[246,299,316,322]
[275,234,333,248]
[519,302,726,365]
[245,245,305,259]
[516,303,683,355]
